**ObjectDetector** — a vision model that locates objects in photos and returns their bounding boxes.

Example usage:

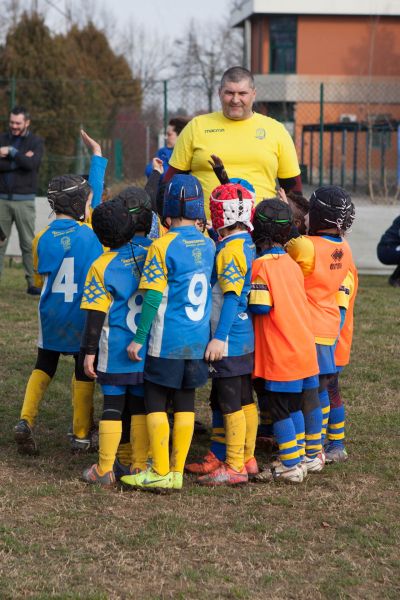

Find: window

[269,16,297,74]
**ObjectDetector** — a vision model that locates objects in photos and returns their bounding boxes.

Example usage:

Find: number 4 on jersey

[52,257,78,302]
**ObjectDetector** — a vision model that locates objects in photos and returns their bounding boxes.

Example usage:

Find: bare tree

[172,20,243,112]
[119,22,171,95]
[0,0,24,42]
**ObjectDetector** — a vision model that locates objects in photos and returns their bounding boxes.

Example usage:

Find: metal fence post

[163,80,168,135]
[319,83,324,186]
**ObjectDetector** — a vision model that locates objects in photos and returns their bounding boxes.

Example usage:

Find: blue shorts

[316,343,336,375]
[101,384,144,396]
[264,374,319,393]
[209,352,254,379]
[144,356,209,390]
[96,371,144,386]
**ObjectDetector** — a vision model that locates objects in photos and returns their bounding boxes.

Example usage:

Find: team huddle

[13,136,357,492]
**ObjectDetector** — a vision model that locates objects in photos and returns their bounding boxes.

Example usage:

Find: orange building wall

[251,15,400,76]
[251,17,269,73]
[297,16,400,76]
[251,17,268,73]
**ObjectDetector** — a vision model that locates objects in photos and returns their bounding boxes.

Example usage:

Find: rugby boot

[185,450,222,475]
[70,436,91,454]
[254,460,304,484]
[82,464,116,488]
[197,463,248,486]
[303,452,326,473]
[113,459,132,481]
[121,468,173,492]
[14,419,38,456]
[244,456,259,479]
[171,472,183,490]
[324,443,348,464]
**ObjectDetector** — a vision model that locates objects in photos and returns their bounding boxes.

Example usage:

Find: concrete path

[4,196,400,275]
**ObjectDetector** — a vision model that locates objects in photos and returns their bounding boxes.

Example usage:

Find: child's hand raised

[81,130,102,156]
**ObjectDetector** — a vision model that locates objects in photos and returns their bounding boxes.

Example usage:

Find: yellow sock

[98,420,122,475]
[146,412,170,476]
[131,415,149,471]
[20,369,51,427]
[242,402,259,462]
[116,442,131,466]
[224,410,246,471]
[73,380,95,439]
[170,412,195,474]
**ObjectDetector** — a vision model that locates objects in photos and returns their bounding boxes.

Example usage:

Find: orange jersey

[287,235,352,342]
[250,250,319,381]
[335,253,358,367]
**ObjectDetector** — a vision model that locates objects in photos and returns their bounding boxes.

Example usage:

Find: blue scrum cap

[163,174,205,220]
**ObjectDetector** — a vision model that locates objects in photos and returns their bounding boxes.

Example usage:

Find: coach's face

[9,113,30,136]
[219,79,256,121]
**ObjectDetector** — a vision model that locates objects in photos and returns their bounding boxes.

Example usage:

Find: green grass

[0,266,399,599]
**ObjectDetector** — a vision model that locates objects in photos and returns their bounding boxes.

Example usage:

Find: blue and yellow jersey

[211,231,255,357]
[139,225,215,359]
[81,237,152,374]
[33,219,103,353]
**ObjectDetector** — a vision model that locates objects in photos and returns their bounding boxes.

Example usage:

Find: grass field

[0,265,399,600]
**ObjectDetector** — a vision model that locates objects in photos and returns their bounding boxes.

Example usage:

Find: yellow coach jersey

[170,111,300,214]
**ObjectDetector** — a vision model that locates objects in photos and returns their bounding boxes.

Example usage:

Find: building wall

[251,15,400,76]
[297,16,400,76]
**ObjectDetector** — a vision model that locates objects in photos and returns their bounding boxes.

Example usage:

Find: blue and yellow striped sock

[327,374,345,449]
[273,417,300,468]
[210,409,226,461]
[290,410,305,458]
[304,406,323,458]
[327,405,345,448]
[319,389,330,444]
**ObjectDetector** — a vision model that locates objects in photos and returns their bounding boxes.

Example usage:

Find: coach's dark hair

[220,67,255,89]
[10,105,31,120]
[169,116,189,136]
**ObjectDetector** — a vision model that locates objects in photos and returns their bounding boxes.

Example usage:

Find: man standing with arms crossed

[166,66,301,208]
[0,105,44,294]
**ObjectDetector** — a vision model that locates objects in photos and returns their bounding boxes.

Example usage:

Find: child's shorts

[144,356,209,389]
[264,374,319,393]
[100,383,144,396]
[316,343,336,375]
[96,371,144,386]
[209,352,253,379]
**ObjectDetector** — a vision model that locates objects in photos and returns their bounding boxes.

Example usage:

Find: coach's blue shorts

[264,374,319,393]
[316,343,336,375]
[144,356,209,389]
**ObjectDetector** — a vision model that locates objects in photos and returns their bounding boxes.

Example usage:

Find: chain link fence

[1,76,399,198]
[254,76,400,198]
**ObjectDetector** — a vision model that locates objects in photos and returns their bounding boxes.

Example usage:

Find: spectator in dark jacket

[377,215,400,287]
[0,106,44,294]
